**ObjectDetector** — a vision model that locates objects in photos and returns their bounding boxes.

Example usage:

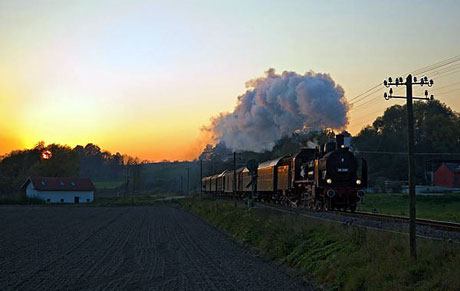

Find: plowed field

[0,205,313,290]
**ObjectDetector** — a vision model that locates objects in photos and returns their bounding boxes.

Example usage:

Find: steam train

[201,134,367,211]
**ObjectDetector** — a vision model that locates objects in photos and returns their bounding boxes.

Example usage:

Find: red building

[434,163,460,187]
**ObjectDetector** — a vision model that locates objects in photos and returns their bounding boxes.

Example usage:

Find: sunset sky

[1,0,460,161]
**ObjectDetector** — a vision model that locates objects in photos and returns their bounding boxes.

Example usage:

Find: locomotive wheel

[323,202,329,212]
[350,205,356,212]
[315,201,321,210]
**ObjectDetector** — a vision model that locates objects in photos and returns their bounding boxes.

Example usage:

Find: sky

[1,0,460,161]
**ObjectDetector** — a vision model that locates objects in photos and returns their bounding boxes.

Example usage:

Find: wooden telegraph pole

[187,166,190,196]
[383,74,434,260]
[246,159,258,209]
[233,152,237,207]
[200,159,203,198]
[227,152,242,206]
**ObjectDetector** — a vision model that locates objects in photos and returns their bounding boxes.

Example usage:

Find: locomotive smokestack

[336,134,344,148]
[204,68,349,153]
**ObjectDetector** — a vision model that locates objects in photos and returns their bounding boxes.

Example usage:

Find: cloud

[205,68,348,152]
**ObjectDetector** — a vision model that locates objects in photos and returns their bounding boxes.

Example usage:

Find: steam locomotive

[201,134,367,211]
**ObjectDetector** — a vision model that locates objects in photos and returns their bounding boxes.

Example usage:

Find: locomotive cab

[292,148,317,183]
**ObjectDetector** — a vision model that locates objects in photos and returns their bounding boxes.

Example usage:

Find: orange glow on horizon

[0,125,213,162]
[1,1,459,161]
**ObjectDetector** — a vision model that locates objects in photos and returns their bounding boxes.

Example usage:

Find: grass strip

[180,198,460,291]
[359,194,460,223]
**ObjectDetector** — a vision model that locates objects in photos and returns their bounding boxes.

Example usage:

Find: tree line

[353,99,460,188]
[0,142,141,194]
[1,99,458,195]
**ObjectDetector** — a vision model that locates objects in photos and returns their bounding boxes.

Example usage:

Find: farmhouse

[22,177,95,203]
[434,163,460,187]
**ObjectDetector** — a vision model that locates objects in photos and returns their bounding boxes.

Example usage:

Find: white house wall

[26,183,94,203]
[26,183,39,197]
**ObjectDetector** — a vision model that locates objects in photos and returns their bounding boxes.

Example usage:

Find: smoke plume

[205,69,349,153]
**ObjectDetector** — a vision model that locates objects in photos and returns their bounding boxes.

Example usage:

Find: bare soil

[0,205,313,290]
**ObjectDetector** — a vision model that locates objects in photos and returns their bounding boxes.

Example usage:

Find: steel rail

[333,211,460,232]
[215,196,460,233]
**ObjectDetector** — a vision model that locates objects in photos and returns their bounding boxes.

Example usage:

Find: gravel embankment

[0,205,314,291]
[255,202,460,243]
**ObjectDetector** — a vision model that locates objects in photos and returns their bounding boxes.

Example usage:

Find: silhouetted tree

[353,100,460,184]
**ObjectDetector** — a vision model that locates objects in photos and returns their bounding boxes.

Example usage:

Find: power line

[350,95,381,111]
[430,80,460,92]
[434,67,460,79]
[348,54,460,132]
[351,108,385,123]
[427,63,460,76]
[411,54,460,76]
[435,87,460,96]
[350,87,402,111]
[350,86,408,112]
[349,87,381,106]
[351,54,460,107]
[348,83,382,103]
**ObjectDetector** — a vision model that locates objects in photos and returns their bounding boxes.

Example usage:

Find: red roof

[23,177,95,191]
[442,163,460,174]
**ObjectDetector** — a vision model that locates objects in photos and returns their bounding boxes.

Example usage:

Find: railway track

[216,196,460,235]
[333,210,460,233]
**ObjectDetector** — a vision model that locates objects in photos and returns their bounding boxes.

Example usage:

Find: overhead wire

[433,67,460,79]
[349,90,381,109]
[430,80,460,92]
[350,95,381,111]
[347,53,460,132]
[426,63,460,76]
[435,87,460,96]
[349,54,460,106]
[411,54,460,76]
[347,83,382,103]
[348,56,460,108]
[350,86,405,113]
[351,108,384,123]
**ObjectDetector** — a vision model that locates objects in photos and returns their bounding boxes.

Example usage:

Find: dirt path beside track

[0,205,314,290]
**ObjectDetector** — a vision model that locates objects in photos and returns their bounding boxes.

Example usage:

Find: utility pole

[227,152,242,206]
[125,164,129,197]
[187,166,190,195]
[200,159,203,198]
[233,152,237,205]
[246,159,258,209]
[383,74,434,260]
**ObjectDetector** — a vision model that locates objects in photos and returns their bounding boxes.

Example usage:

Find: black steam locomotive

[202,134,367,211]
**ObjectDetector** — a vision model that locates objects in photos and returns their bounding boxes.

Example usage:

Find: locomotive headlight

[326,178,332,184]
[356,179,361,185]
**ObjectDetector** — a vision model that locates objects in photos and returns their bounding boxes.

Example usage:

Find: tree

[353,100,460,184]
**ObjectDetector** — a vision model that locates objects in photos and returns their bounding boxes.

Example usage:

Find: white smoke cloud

[206,69,349,153]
